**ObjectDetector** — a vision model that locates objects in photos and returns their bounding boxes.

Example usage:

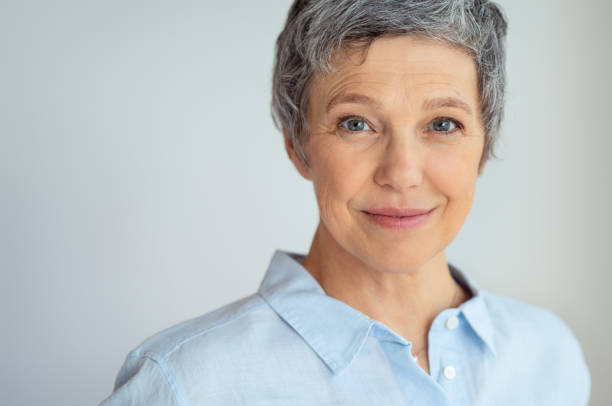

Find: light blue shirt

[99,250,591,405]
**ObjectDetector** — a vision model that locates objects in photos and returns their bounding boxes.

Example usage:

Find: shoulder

[119,290,308,381]
[480,290,584,357]
[480,290,591,403]
[127,292,271,360]
[102,292,286,404]
[481,290,574,340]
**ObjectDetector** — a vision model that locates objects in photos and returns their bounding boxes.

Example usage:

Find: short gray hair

[271,0,508,169]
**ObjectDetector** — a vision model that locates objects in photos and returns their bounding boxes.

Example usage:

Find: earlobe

[477,159,487,177]
[283,130,312,181]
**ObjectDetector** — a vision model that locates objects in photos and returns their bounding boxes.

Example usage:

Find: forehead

[309,35,480,108]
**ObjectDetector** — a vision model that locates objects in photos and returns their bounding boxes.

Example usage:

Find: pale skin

[284,35,486,375]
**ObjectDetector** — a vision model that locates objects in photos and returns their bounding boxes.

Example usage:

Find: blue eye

[429,117,461,133]
[339,117,372,132]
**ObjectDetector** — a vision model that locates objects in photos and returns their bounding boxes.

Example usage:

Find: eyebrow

[422,97,473,115]
[326,93,383,113]
[326,93,473,116]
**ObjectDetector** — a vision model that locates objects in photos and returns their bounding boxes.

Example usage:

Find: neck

[301,221,469,346]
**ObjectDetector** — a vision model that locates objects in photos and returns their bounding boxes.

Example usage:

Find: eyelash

[336,115,373,133]
[336,115,464,136]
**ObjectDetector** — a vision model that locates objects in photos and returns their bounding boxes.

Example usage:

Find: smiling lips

[363,207,435,230]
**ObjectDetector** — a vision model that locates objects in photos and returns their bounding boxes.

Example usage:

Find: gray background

[2,0,610,405]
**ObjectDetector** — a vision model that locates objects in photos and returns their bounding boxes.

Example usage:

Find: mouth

[362,207,435,230]
[363,207,434,217]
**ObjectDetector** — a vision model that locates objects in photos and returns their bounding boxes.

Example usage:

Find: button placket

[439,313,460,383]
[427,310,463,382]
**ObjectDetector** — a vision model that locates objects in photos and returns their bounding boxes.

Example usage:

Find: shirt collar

[257,250,374,375]
[258,250,497,375]
[449,262,498,357]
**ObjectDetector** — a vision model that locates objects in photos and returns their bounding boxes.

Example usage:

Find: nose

[373,134,424,192]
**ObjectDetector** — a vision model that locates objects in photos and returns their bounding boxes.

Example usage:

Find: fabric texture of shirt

[99,250,591,405]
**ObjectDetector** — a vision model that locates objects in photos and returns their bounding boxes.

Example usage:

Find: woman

[99,0,590,404]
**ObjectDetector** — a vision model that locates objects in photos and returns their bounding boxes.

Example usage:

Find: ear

[283,129,312,180]
[477,160,486,177]
[477,142,488,177]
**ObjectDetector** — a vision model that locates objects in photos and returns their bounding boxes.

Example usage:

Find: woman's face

[287,35,485,273]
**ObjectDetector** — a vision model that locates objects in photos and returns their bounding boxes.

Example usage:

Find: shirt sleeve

[98,354,186,406]
[548,311,592,406]
[563,327,591,406]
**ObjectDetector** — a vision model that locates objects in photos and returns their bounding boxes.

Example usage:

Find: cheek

[310,142,372,218]
[428,148,480,225]
[435,160,476,200]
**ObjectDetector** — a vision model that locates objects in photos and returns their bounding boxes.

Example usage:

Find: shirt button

[445,315,459,330]
[443,365,456,380]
